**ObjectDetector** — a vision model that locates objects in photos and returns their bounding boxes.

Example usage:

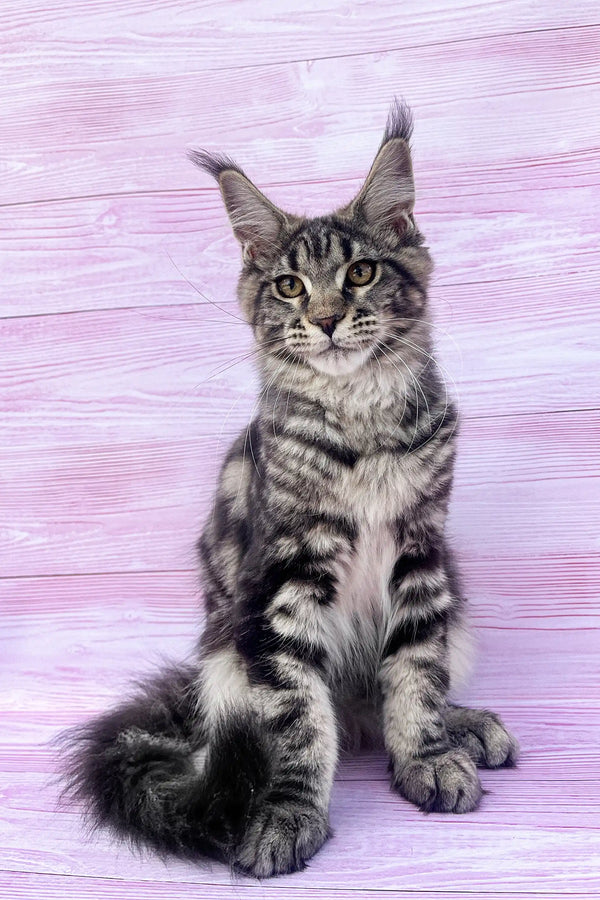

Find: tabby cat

[61,101,518,877]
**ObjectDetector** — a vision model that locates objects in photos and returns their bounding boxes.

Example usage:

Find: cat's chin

[307,346,373,377]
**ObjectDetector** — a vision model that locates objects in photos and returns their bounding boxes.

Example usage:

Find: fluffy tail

[56,662,272,864]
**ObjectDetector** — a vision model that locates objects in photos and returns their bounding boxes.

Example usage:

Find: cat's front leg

[233,656,336,878]
[228,539,345,876]
[380,546,483,813]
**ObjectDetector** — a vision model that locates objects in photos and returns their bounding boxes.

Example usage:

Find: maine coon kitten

[61,101,518,877]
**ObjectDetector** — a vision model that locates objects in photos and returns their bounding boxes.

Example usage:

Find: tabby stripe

[268,468,312,500]
[211,494,234,543]
[390,547,442,585]
[298,236,312,267]
[329,217,359,240]
[382,607,449,657]
[280,429,358,468]
[339,234,353,262]
[265,495,356,544]
[406,412,457,454]
[266,554,335,595]
[252,282,272,328]
[237,616,326,684]
[396,582,450,609]
[384,258,426,294]
[198,542,234,600]
[315,511,357,543]
[266,700,308,732]
[272,437,342,478]
[244,653,296,690]
[310,230,323,258]
[417,721,446,752]
[412,657,451,693]
[281,390,325,416]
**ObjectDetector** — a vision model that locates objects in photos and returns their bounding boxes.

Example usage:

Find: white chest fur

[335,518,398,623]
[323,463,404,689]
[324,518,397,691]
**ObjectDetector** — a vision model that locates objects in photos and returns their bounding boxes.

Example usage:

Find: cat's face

[240,216,431,377]
[191,101,431,377]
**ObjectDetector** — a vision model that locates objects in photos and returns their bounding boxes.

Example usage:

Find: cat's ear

[188,150,287,261]
[345,99,415,236]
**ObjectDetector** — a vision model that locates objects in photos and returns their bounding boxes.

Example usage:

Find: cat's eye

[275,274,306,299]
[345,260,375,287]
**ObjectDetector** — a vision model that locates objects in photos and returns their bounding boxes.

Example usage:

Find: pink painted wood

[1,1,600,897]
[1,411,599,576]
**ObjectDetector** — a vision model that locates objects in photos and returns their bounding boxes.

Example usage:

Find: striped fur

[59,100,518,877]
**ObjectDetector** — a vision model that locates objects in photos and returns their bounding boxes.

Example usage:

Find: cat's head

[190,100,432,378]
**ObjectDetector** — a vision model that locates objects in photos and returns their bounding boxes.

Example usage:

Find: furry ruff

[55,663,273,868]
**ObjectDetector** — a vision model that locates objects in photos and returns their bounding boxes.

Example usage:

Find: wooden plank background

[1,1,599,897]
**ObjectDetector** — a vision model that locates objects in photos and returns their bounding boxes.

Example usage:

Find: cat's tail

[55,662,272,865]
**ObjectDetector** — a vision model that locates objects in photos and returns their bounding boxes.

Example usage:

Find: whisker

[373,340,409,438]
[165,249,247,324]
[385,315,464,369]
[243,356,292,483]
[285,356,303,422]
[377,335,431,416]
[209,345,293,521]
[375,340,424,451]
[271,351,298,440]
[378,327,460,412]
[377,330,458,456]
[193,336,288,390]
[202,318,248,327]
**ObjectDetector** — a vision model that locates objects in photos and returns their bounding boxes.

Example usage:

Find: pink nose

[310,314,341,338]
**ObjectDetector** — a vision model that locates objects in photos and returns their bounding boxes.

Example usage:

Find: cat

[59,100,518,878]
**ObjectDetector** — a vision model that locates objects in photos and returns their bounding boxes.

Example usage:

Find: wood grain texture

[1,571,599,715]
[3,873,595,900]
[3,0,600,896]
[2,156,600,318]
[1,766,599,891]
[1,280,599,451]
[4,0,600,85]
[2,615,598,712]
[7,708,600,790]
[2,26,600,205]
[3,706,600,781]
[2,410,599,576]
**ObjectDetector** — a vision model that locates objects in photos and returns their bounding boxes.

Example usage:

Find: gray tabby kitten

[61,101,518,877]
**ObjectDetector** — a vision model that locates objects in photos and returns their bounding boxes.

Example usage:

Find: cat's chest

[335,517,398,616]
[323,513,398,683]
[334,448,425,520]
[322,451,430,680]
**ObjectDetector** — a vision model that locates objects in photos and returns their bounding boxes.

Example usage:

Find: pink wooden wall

[1,1,599,897]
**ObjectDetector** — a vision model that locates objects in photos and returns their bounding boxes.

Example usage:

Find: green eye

[346,260,375,287]
[275,274,305,299]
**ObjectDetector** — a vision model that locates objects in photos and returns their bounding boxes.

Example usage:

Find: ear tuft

[343,99,416,237]
[187,149,245,182]
[188,149,287,260]
[381,97,414,147]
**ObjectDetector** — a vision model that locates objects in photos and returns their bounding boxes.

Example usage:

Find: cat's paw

[234,799,330,878]
[445,706,519,769]
[393,748,482,813]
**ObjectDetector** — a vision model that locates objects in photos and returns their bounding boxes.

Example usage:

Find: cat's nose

[310,314,342,338]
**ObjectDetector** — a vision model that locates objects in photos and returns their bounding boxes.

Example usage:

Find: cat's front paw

[234,799,331,878]
[445,705,519,769]
[393,748,482,813]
